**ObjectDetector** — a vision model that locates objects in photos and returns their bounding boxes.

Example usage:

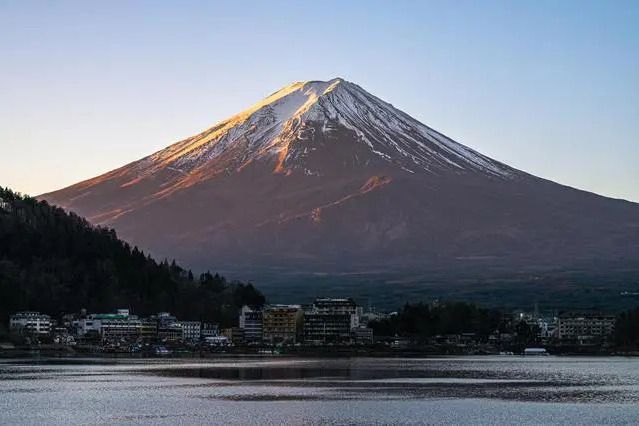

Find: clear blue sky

[2,0,638,201]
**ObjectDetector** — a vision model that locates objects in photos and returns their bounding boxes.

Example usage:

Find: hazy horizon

[2,1,638,202]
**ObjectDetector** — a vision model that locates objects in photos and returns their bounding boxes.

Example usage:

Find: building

[222,327,245,345]
[536,317,558,341]
[201,323,219,338]
[52,327,76,346]
[100,314,142,341]
[239,305,263,343]
[179,321,202,341]
[262,305,304,344]
[157,323,182,341]
[313,298,360,328]
[154,312,182,341]
[303,298,362,344]
[304,311,352,344]
[9,312,52,335]
[352,327,374,344]
[156,312,177,327]
[74,309,141,341]
[557,313,615,343]
[140,318,158,341]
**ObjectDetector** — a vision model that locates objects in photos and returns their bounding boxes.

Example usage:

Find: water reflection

[1,357,639,425]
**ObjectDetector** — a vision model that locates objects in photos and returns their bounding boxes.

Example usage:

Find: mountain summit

[111,77,513,199]
[41,79,639,304]
[150,77,512,179]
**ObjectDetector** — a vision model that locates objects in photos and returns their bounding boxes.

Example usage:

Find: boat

[523,347,549,356]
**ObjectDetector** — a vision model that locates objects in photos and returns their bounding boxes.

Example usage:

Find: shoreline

[3,347,638,359]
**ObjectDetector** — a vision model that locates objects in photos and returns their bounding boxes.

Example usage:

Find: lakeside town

[3,187,639,358]
[2,297,630,357]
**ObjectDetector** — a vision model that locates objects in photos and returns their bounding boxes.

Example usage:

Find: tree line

[370,300,639,350]
[0,187,264,326]
[615,307,639,349]
[369,301,507,341]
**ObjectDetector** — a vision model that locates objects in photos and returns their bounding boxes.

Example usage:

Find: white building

[179,321,202,341]
[9,312,52,335]
[239,305,263,343]
[74,310,141,341]
[203,335,229,346]
[536,317,558,339]
[557,313,615,342]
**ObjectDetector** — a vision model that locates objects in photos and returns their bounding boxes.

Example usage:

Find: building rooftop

[89,314,128,320]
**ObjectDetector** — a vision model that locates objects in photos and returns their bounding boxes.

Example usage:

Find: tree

[615,308,639,348]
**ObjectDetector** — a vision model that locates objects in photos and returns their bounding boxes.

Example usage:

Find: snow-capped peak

[143,78,513,179]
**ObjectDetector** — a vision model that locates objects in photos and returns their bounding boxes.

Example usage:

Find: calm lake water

[1,356,639,425]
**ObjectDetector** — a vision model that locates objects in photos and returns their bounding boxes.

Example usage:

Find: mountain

[0,187,264,323]
[40,78,639,307]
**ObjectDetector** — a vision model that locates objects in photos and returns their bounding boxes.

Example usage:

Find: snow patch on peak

[142,78,514,180]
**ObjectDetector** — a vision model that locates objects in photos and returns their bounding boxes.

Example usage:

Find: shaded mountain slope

[40,79,639,302]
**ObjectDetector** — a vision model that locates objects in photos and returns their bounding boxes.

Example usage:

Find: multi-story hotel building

[557,313,615,343]
[304,298,366,344]
[262,305,303,344]
[239,305,263,343]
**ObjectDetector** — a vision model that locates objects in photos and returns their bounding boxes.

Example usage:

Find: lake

[1,356,638,425]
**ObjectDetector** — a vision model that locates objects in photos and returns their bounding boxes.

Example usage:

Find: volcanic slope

[41,78,639,304]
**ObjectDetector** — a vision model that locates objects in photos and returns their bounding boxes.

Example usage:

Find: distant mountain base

[217,263,639,311]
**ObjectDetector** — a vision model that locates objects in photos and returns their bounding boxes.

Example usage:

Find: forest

[370,301,639,350]
[0,187,264,326]
[369,301,507,341]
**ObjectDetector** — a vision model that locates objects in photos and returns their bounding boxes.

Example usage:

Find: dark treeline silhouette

[372,301,639,350]
[615,307,639,349]
[369,301,507,341]
[0,187,264,326]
